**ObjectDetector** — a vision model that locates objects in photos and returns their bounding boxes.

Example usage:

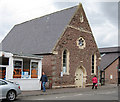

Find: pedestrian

[40,72,48,92]
[92,75,98,89]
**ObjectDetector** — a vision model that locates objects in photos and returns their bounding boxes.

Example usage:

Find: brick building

[1,4,100,88]
[99,47,120,85]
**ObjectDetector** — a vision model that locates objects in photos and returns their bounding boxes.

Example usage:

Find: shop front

[0,51,42,91]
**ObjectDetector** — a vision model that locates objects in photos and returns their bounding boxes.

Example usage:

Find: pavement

[19,84,118,97]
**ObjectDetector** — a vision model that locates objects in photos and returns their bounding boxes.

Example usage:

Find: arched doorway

[75,66,87,88]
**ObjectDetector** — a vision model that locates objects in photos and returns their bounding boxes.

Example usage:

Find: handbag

[95,83,97,87]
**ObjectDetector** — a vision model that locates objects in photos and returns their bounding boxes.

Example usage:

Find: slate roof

[1,6,77,54]
[99,47,120,71]
[99,46,120,54]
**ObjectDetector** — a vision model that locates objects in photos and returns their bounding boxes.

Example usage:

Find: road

[17,87,118,101]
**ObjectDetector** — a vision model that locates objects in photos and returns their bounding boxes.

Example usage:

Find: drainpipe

[98,57,101,87]
[98,66,100,87]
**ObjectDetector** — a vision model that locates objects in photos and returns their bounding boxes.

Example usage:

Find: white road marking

[36,98,45,100]
[74,94,83,96]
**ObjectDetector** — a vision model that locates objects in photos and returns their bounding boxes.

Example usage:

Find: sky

[0,0,119,48]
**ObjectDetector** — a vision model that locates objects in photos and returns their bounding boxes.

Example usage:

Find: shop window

[22,58,30,78]
[31,62,38,78]
[0,57,9,65]
[13,60,22,78]
[0,67,6,79]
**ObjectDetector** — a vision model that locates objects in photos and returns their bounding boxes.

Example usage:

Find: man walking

[40,72,48,92]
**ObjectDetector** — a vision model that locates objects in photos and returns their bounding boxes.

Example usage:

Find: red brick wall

[105,58,119,84]
[42,55,53,77]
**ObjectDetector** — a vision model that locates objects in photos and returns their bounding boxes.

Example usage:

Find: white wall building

[0,51,42,91]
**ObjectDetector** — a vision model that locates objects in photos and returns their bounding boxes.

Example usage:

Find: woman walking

[92,75,98,89]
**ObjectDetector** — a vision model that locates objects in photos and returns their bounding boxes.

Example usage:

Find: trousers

[42,82,46,92]
[92,83,97,89]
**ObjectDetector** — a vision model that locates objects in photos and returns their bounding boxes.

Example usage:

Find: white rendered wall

[6,56,13,80]
[0,51,42,91]
[10,79,41,91]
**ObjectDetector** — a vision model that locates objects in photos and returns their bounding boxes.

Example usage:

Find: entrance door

[0,67,6,79]
[75,67,83,87]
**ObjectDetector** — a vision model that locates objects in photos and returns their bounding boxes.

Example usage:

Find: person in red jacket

[92,75,98,89]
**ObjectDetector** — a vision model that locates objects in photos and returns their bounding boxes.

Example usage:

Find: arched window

[62,49,69,74]
[91,54,96,75]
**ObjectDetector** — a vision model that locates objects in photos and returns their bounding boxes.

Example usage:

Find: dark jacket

[40,75,48,82]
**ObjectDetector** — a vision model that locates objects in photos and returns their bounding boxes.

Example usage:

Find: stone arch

[75,65,87,88]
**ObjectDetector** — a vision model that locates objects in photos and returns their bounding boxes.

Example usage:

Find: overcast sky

[0,0,119,48]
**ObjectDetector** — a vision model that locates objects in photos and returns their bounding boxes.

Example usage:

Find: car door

[0,80,9,99]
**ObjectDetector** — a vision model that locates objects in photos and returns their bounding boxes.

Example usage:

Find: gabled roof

[99,46,120,71]
[100,53,119,71]
[99,46,120,54]
[1,6,77,54]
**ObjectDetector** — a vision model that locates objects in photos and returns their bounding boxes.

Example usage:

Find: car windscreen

[5,80,14,84]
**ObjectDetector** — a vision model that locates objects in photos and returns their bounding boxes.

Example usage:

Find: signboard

[22,72,29,78]
[110,75,113,79]
[61,72,63,77]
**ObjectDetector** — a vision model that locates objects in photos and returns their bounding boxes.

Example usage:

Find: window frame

[30,60,39,78]
[77,37,86,49]
[62,49,70,75]
[91,54,96,75]
[13,58,23,79]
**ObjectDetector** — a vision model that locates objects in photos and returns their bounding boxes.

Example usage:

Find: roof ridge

[16,5,78,26]
[99,46,120,49]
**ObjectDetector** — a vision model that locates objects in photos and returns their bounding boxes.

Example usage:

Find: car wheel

[6,90,16,101]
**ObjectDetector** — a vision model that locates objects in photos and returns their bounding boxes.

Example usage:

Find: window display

[13,60,22,78]
[31,62,38,78]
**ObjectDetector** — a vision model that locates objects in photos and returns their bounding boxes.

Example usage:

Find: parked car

[0,79,21,101]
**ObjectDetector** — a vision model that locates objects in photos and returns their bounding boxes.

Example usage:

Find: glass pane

[63,50,68,73]
[0,67,6,79]
[13,69,22,78]
[79,39,83,46]
[63,58,66,63]
[92,66,94,73]
[63,63,66,67]
[0,57,9,65]
[13,60,22,78]
[31,62,38,78]
[63,50,67,55]
[63,66,67,73]
[22,58,30,78]
[31,62,38,68]
[14,61,22,68]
